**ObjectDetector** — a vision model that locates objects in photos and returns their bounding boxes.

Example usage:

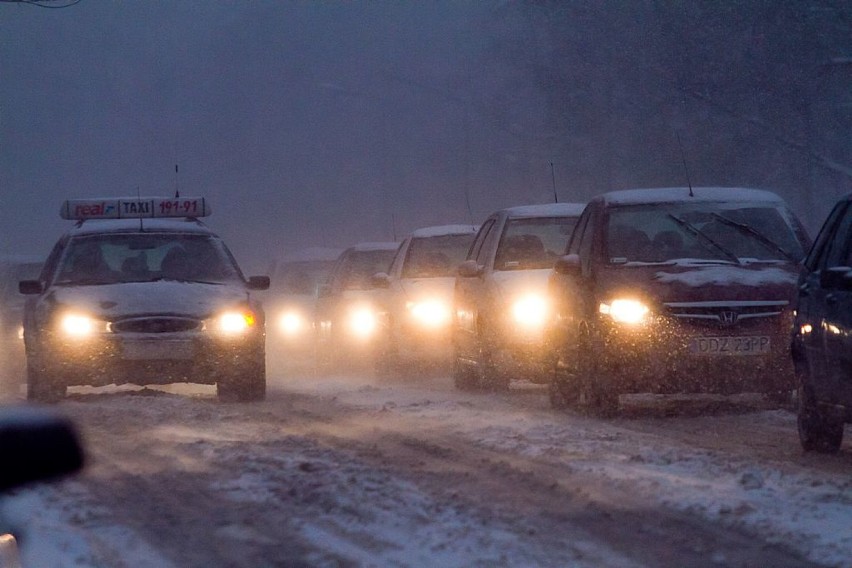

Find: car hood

[492,269,553,302]
[48,281,251,319]
[599,262,800,304]
[399,277,456,301]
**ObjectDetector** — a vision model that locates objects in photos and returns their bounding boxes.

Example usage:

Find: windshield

[605,202,806,265]
[495,216,579,271]
[334,249,397,290]
[402,234,475,278]
[271,260,336,295]
[54,233,243,286]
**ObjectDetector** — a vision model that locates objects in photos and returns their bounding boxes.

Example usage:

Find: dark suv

[792,193,852,452]
[548,187,810,414]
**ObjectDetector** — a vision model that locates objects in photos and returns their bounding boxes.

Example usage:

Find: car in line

[547,187,810,414]
[453,202,585,390]
[314,241,399,373]
[262,247,342,374]
[19,197,270,403]
[372,224,477,376]
[0,254,43,394]
[792,192,852,452]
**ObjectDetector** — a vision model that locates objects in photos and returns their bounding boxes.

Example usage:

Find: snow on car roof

[348,241,400,252]
[502,202,586,218]
[66,218,216,237]
[600,187,785,206]
[409,224,478,238]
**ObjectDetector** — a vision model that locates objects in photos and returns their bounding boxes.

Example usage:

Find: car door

[454,217,499,359]
[811,201,852,401]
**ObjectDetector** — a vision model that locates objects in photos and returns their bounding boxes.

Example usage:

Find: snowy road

[1,371,850,567]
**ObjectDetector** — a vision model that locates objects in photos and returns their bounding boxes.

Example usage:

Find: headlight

[58,313,109,338]
[347,306,377,338]
[407,299,451,328]
[211,310,257,336]
[511,294,549,329]
[599,299,649,325]
[278,310,307,336]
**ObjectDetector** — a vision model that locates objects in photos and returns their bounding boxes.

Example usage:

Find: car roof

[597,187,786,207]
[277,247,344,263]
[500,202,586,219]
[409,224,478,238]
[346,241,400,253]
[64,218,217,237]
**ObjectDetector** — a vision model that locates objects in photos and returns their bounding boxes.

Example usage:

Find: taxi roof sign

[60,197,211,220]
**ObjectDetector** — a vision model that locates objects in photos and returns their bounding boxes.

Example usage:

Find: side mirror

[553,254,582,278]
[820,266,852,290]
[370,272,391,289]
[19,280,43,295]
[457,260,483,278]
[246,276,271,291]
[0,407,84,492]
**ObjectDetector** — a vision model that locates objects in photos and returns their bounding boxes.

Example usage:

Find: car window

[272,260,335,295]
[821,203,852,269]
[54,233,242,285]
[402,234,475,278]
[333,249,397,291]
[806,201,849,272]
[494,217,578,271]
[605,202,806,265]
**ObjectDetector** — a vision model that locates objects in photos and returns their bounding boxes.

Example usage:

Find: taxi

[548,187,810,414]
[19,197,269,402]
[372,224,477,375]
[453,203,585,390]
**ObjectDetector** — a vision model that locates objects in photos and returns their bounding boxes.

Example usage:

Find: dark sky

[1,1,559,273]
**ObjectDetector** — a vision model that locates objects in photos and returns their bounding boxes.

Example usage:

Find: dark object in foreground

[0,406,84,492]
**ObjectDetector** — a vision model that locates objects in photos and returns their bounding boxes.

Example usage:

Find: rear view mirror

[0,407,84,492]
[820,266,852,290]
[246,276,271,291]
[553,254,582,278]
[18,280,43,295]
[457,260,483,278]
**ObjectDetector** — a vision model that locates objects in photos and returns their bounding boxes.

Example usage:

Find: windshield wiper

[55,278,116,286]
[666,213,741,265]
[709,213,798,263]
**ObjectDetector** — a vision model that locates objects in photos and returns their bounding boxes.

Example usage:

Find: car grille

[111,317,201,334]
[663,300,788,327]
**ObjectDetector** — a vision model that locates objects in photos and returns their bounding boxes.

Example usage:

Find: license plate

[122,340,195,360]
[689,336,771,356]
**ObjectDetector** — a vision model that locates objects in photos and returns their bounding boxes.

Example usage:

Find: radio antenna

[174,164,180,198]
[675,132,694,197]
[550,161,559,203]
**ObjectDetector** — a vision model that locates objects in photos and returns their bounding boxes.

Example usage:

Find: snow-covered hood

[492,269,553,303]
[48,281,252,319]
[599,262,800,304]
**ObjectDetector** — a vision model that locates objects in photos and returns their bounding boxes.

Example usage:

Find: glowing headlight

[214,310,257,335]
[59,313,107,338]
[278,310,306,336]
[407,299,451,328]
[599,299,649,325]
[511,294,549,328]
[348,307,377,338]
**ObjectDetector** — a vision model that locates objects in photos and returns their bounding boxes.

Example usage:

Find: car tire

[548,341,580,410]
[476,344,508,392]
[217,356,266,402]
[452,356,479,391]
[797,385,843,453]
[578,335,619,417]
[26,357,66,403]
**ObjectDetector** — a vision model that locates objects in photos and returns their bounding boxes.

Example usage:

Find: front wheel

[797,385,843,453]
[26,357,66,403]
[218,357,266,402]
[577,336,619,417]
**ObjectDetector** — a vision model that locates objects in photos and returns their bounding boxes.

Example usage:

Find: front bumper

[596,314,795,394]
[29,331,263,387]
